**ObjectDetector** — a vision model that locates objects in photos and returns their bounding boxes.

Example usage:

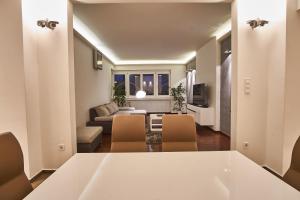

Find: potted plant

[113,85,126,107]
[170,83,185,113]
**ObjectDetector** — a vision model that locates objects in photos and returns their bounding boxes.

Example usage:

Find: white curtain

[186,70,196,104]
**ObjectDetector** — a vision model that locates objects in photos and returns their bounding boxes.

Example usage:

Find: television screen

[193,83,208,107]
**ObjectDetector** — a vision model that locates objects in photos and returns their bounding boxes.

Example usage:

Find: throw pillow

[111,102,119,112]
[105,103,115,115]
[95,106,110,117]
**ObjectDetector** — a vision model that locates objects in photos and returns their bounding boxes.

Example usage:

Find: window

[158,74,169,95]
[143,74,154,95]
[114,74,125,95]
[113,71,170,98]
[129,74,141,95]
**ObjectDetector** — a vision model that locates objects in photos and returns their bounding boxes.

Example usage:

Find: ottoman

[77,126,103,153]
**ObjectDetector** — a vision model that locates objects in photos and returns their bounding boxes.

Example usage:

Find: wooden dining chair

[162,115,198,152]
[0,132,33,200]
[283,136,300,191]
[111,115,147,152]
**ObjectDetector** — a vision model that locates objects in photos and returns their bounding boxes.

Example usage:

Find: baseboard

[209,126,219,132]
[262,165,283,179]
[42,168,56,172]
[30,170,43,180]
[30,169,56,181]
[219,131,231,138]
[205,126,231,138]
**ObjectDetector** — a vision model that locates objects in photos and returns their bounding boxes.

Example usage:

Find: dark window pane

[114,74,125,95]
[158,74,169,95]
[143,74,154,95]
[129,74,141,95]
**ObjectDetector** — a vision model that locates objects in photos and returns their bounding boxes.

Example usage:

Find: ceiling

[74,3,231,65]
[74,0,232,3]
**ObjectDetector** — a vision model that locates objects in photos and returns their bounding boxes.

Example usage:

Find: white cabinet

[187,104,215,126]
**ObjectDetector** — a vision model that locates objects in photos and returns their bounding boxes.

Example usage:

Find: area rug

[145,116,162,144]
[146,131,162,144]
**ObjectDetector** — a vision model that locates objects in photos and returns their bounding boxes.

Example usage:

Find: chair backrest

[290,136,300,171]
[162,115,197,151]
[0,132,33,200]
[283,136,300,191]
[111,115,146,152]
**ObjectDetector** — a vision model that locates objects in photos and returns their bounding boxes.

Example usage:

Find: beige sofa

[86,102,147,134]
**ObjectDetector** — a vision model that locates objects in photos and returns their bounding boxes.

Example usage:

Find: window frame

[112,70,171,99]
[157,72,170,97]
[113,73,126,96]
[142,73,155,96]
[129,73,142,96]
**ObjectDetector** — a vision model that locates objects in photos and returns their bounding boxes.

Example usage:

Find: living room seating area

[86,102,147,134]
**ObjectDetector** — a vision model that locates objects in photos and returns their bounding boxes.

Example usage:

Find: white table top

[25,151,300,200]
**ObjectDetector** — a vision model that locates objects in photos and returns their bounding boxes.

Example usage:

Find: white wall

[195,38,219,130]
[68,0,77,158]
[35,0,75,170]
[283,0,300,173]
[264,0,287,174]
[114,65,186,112]
[231,0,238,151]
[232,0,287,173]
[22,0,76,173]
[0,0,30,176]
[74,35,114,127]
[22,0,43,178]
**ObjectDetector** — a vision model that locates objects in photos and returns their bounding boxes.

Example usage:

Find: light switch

[244,78,251,95]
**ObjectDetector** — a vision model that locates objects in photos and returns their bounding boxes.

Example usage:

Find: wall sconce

[37,19,59,30]
[247,18,269,29]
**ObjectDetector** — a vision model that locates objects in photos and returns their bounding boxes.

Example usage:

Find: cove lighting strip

[212,19,231,40]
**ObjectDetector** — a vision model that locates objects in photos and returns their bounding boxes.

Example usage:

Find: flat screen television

[193,83,208,107]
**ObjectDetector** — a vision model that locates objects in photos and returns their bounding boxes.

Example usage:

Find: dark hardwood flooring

[96,126,230,152]
[31,170,55,189]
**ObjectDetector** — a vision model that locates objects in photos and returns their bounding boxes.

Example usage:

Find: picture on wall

[93,49,103,70]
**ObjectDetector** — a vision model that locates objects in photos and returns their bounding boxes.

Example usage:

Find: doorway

[220,35,232,136]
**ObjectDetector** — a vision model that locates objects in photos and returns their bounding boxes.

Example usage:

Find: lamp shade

[136,90,146,99]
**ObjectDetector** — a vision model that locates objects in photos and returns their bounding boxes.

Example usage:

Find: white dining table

[25,151,300,200]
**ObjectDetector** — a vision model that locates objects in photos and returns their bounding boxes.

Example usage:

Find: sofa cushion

[77,127,103,143]
[111,102,119,112]
[95,105,110,117]
[106,103,117,115]
[95,116,113,122]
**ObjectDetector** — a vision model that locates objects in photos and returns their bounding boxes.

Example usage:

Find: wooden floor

[96,126,230,152]
[31,171,54,189]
